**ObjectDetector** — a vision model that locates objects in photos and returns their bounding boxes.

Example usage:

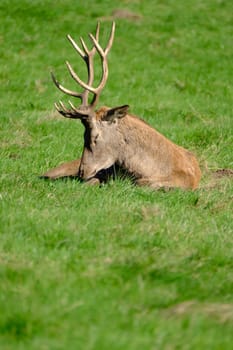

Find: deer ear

[103,105,129,122]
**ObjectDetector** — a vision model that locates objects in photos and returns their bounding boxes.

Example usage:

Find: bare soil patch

[99,9,143,22]
[164,301,233,323]
[213,169,233,178]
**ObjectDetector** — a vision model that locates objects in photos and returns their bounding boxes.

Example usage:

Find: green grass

[0,0,233,349]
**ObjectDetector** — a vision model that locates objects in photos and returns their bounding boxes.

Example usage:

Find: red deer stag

[42,22,201,189]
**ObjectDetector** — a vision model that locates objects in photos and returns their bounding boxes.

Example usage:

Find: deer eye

[92,133,99,145]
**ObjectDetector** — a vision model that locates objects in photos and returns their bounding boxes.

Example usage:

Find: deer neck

[115,114,162,177]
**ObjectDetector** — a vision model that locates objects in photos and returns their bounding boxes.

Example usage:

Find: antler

[52,22,115,119]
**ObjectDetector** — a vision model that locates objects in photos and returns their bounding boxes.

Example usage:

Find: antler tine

[59,100,72,112]
[54,101,69,114]
[79,37,89,56]
[95,22,100,41]
[54,101,87,119]
[104,21,115,55]
[51,72,83,99]
[68,22,100,57]
[89,22,115,56]
[88,22,115,105]
[65,61,97,94]
[54,102,61,112]
[67,34,85,59]
[90,21,100,54]
[80,22,101,56]
[88,34,105,56]
[68,100,77,111]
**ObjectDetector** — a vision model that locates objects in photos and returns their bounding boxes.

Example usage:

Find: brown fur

[42,23,201,189]
[42,106,201,190]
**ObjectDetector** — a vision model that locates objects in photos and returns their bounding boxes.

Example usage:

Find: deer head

[52,22,129,180]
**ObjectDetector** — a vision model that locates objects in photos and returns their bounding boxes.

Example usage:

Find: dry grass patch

[164,301,233,324]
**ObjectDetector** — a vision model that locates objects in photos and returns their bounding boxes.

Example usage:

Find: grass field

[0,0,233,349]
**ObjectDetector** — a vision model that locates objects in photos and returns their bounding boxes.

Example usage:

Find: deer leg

[135,177,174,191]
[84,177,101,186]
[40,159,81,179]
[41,159,107,186]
